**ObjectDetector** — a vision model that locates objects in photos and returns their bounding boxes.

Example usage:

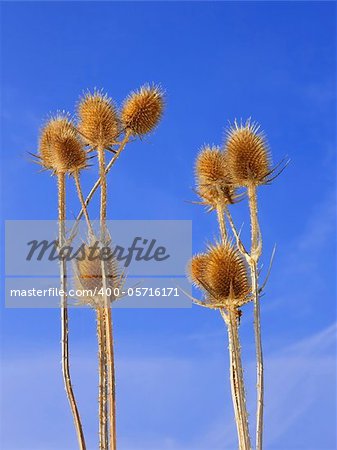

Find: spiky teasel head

[121,84,164,136]
[225,119,271,186]
[187,252,209,289]
[74,244,122,308]
[195,146,236,208]
[188,241,251,309]
[78,90,119,148]
[39,115,87,174]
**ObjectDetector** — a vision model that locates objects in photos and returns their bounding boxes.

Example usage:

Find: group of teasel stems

[32,85,164,449]
[187,120,286,450]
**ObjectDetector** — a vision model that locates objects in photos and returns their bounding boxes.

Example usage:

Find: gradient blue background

[1,1,336,449]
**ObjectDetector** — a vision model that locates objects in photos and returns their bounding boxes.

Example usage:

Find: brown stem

[68,131,132,245]
[73,170,95,238]
[225,207,249,259]
[97,145,117,450]
[57,172,86,450]
[226,309,252,450]
[216,203,227,244]
[218,208,250,448]
[220,309,244,447]
[247,184,264,450]
[97,308,108,449]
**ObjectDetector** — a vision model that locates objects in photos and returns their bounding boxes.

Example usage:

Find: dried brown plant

[78,91,119,148]
[121,84,164,136]
[74,242,124,450]
[225,120,271,187]
[189,242,251,308]
[187,119,283,450]
[76,84,164,450]
[188,242,252,449]
[224,119,272,450]
[195,146,237,244]
[34,84,164,450]
[38,115,87,450]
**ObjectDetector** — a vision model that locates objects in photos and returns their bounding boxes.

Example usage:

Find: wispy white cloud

[1,323,336,449]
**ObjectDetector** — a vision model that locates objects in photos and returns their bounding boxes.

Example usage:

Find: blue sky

[1,1,336,449]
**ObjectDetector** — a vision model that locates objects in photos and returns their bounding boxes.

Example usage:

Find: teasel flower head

[121,84,164,136]
[187,252,209,290]
[78,90,119,148]
[39,115,87,174]
[188,241,251,309]
[195,145,236,209]
[225,119,271,186]
[74,243,123,308]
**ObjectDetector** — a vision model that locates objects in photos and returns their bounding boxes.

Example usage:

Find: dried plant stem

[217,208,250,448]
[98,145,117,450]
[73,171,95,238]
[223,309,252,450]
[74,131,132,226]
[57,172,86,450]
[97,308,108,449]
[220,310,243,446]
[247,184,264,450]
[216,204,227,243]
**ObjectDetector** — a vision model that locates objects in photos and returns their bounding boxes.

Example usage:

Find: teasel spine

[57,172,87,450]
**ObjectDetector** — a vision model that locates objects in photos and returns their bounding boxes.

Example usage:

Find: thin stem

[217,204,249,447]
[247,184,264,450]
[68,131,132,244]
[247,185,262,260]
[97,145,117,450]
[220,309,244,447]
[97,308,108,449]
[104,306,116,450]
[226,309,252,450]
[225,207,249,259]
[73,170,95,238]
[216,203,227,243]
[57,172,86,450]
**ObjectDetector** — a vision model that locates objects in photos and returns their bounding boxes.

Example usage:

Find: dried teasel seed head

[74,244,120,307]
[121,84,164,136]
[196,146,228,184]
[225,119,271,186]
[205,242,251,307]
[195,146,236,207]
[39,115,87,174]
[78,90,119,148]
[188,253,209,289]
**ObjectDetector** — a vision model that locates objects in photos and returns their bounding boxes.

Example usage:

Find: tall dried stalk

[98,144,117,450]
[68,131,132,245]
[57,172,86,450]
[73,170,109,449]
[216,203,227,244]
[73,171,94,238]
[221,308,251,450]
[35,87,164,450]
[217,210,251,450]
[247,185,263,450]
[97,307,108,449]
[189,119,283,450]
